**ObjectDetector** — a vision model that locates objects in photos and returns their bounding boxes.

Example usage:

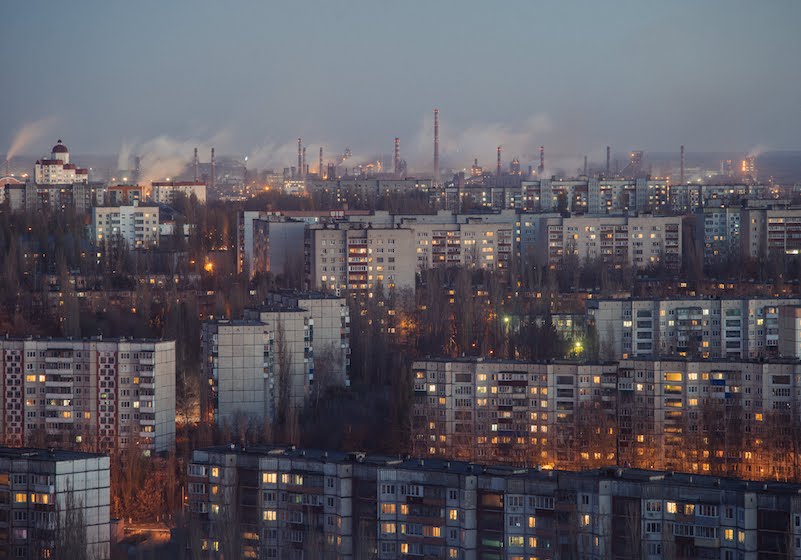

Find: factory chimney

[680,145,685,184]
[302,147,306,179]
[297,138,302,179]
[583,155,588,176]
[193,148,199,181]
[210,148,216,190]
[319,147,324,179]
[496,146,502,177]
[433,109,440,184]
[538,146,545,175]
[606,146,611,176]
[394,137,401,176]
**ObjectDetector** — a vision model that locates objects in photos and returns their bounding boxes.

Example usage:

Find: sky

[2,0,800,172]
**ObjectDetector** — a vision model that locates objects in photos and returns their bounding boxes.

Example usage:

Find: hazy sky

[2,1,800,170]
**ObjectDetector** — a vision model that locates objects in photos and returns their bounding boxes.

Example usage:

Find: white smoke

[6,117,59,161]
[404,111,595,178]
[127,129,232,186]
[747,144,768,159]
[117,141,135,171]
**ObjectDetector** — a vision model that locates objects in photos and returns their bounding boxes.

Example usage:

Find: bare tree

[54,481,88,560]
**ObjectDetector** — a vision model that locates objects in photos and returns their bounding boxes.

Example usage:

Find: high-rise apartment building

[0,338,175,453]
[536,214,682,270]
[201,292,349,425]
[0,447,111,560]
[187,444,801,560]
[305,223,416,295]
[92,204,161,249]
[588,297,801,359]
[411,357,801,480]
[150,181,207,205]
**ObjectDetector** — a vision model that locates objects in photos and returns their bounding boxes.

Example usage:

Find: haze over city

[5,2,801,559]
[3,0,801,173]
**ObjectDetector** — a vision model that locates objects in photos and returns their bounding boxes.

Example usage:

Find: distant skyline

[2,1,801,172]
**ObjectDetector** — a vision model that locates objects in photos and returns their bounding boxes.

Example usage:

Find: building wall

[0,339,175,454]
[779,306,801,358]
[203,292,349,425]
[92,205,160,249]
[411,357,801,480]
[589,297,801,360]
[200,322,270,426]
[0,448,111,560]
[188,445,801,560]
[307,225,416,295]
[151,181,207,205]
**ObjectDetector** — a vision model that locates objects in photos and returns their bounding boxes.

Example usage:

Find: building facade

[411,357,801,481]
[0,447,111,560]
[201,292,349,425]
[0,338,175,453]
[305,223,416,295]
[151,181,207,205]
[588,297,801,360]
[187,444,801,560]
[92,204,160,249]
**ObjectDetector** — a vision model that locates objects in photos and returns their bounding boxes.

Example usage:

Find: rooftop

[194,445,801,494]
[0,447,106,462]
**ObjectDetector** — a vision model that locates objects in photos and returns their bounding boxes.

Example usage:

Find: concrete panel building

[151,181,207,205]
[588,296,801,360]
[0,338,175,454]
[305,223,416,295]
[779,306,801,358]
[201,292,349,426]
[188,444,801,560]
[0,447,111,560]
[92,204,160,249]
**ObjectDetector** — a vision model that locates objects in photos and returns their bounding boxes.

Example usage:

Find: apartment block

[0,338,175,454]
[106,184,144,206]
[779,306,801,358]
[412,357,801,481]
[697,206,742,261]
[305,177,432,205]
[187,444,801,560]
[92,204,160,249]
[588,296,801,359]
[151,180,207,205]
[742,207,801,258]
[539,214,682,270]
[201,291,349,425]
[251,218,306,278]
[0,447,110,560]
[305,223,416,295]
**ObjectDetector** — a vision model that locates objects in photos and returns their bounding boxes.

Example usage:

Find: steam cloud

[6,117,58,161]
[405,112,586,177]
[123,130,232,186]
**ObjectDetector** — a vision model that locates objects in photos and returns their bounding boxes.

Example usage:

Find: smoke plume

[126,130,231,186]
[6,117,58,161]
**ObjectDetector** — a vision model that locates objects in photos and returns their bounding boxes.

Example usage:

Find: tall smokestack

[394,137,401,176]
[319,147,324,179]
[496,146,502,177]
[538,146,545,175]
[193,148,199,181]
[210,148,216,190]
[302,147,306,179]
[680,145,685,184]
[433,109,440,184]
[606,146,611,176]
[297,138,302,179]
[583,155,588,176]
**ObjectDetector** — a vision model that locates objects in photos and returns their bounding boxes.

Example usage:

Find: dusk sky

[2,1,800,170]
